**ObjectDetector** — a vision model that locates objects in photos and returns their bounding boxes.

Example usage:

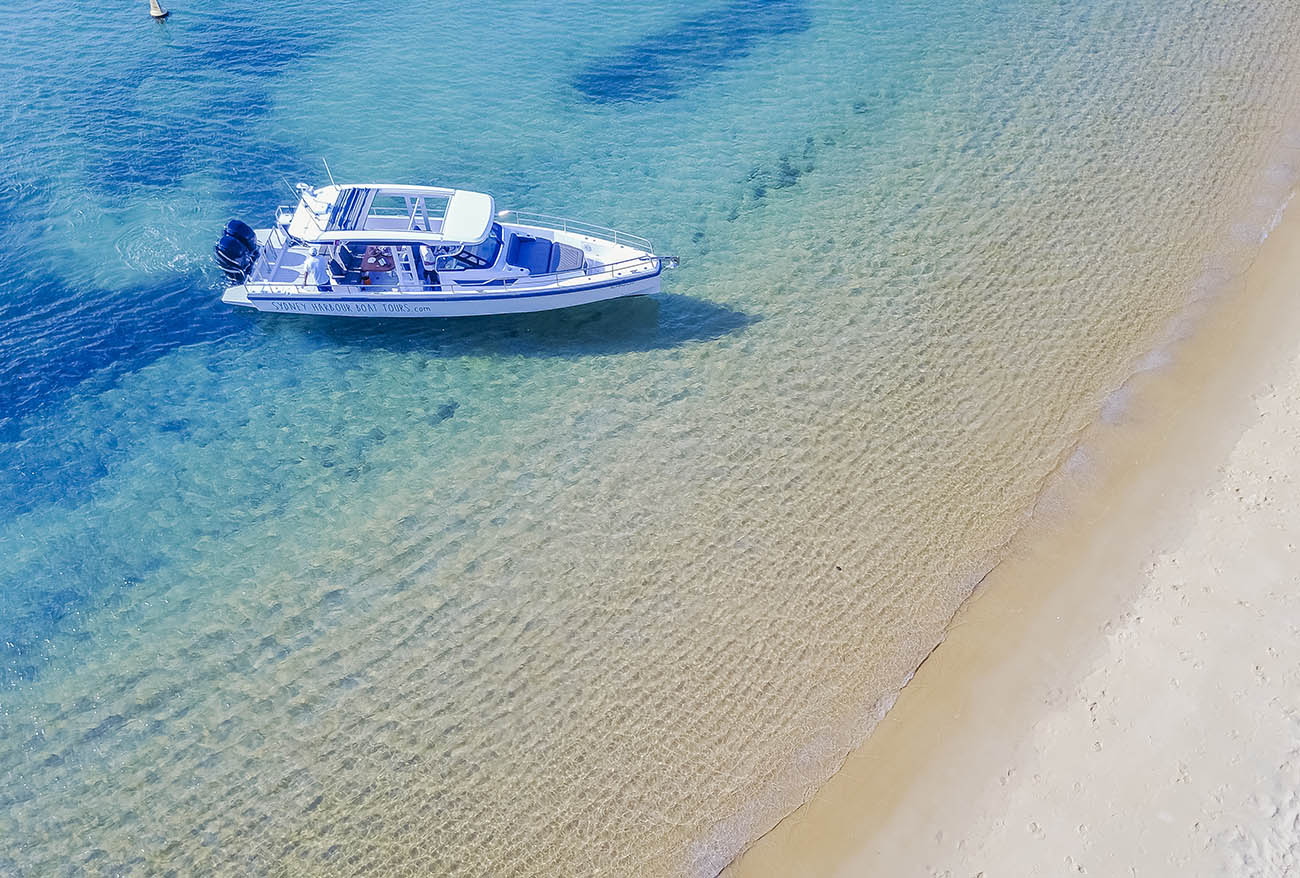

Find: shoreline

[725,158,1300,874]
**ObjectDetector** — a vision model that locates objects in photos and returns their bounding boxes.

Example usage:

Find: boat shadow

[261,293,757,358]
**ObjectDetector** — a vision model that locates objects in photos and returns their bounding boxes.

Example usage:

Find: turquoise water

[3,1,1300,874]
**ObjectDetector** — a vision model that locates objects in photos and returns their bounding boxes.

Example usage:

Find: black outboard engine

[225,219,259,253]
[212,219,259,283]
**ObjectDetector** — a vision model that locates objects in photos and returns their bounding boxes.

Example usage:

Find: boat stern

[221,285,254,308]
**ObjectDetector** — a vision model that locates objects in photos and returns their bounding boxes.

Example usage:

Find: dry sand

[725,195,1300,876]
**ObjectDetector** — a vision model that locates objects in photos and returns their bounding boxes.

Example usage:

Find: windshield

[450,222,503,269]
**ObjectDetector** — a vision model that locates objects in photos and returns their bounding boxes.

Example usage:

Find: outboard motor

[212,219,258,283]
[224,219,259,254]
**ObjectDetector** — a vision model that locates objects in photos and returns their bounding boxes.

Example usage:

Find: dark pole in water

[149,0,169,18]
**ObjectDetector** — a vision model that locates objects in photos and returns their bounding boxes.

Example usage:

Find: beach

[726,164,1300,876]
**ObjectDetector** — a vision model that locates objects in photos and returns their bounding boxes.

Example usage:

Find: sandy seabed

[726,167,1300,876]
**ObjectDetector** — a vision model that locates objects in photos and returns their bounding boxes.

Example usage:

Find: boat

[212,183,677,317]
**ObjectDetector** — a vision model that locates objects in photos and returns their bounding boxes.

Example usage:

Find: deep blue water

[0,3,334,431]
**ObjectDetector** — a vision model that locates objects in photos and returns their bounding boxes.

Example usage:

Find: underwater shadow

[573,0,811,103]
[0,1,362,433]
[267,293,757,359]
[0,272,248,437]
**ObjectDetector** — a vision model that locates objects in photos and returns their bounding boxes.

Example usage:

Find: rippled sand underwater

[3,0,1300,874]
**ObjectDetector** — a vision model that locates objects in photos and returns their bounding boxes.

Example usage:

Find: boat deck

[255,247,308,284]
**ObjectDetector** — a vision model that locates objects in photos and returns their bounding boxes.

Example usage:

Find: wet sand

[725,182,1300,876]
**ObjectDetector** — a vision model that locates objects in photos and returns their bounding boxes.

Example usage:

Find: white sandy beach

[727,185,1300,875]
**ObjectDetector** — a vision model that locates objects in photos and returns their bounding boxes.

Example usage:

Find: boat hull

[225,271,661,318]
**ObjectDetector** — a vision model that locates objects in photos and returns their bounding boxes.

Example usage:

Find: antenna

[321,157,337,188]
[281,176,299,199]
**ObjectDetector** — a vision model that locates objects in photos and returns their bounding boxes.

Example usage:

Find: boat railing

[249,222,297,282]
[243,253,665,295]
[516,253,663,283]
[495,210,655,253]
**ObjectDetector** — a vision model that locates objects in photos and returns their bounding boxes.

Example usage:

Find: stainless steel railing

[495,210,655,253]
[244,254,665,295]
[249,224,294,282]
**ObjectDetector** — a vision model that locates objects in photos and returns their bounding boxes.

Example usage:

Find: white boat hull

[225,270,662,318]
[215,185,675,318]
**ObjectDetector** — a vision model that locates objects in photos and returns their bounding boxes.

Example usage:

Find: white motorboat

[213,183,677,317]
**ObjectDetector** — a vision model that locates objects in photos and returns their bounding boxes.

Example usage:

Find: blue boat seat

[338,243,365,272]
[505,234,556,275]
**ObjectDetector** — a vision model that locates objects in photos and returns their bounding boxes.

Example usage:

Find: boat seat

[554,243,585,272]
[338,244,365,272]
[506,235,553,275]
[328,256,363,284]
[505,235,587,275]
[506,235,556,275]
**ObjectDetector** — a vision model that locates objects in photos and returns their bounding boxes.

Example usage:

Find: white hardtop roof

[300,184,496,246]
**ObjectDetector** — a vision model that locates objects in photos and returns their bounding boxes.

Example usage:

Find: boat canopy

[296,184,496,246]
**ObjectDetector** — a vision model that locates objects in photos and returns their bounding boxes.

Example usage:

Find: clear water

[2,0,1300,874]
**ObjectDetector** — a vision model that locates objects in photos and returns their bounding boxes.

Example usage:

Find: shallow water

[3,1,1300,874]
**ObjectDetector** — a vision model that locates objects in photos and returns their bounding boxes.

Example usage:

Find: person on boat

[305,246,331,291]
[418,244,440,289]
